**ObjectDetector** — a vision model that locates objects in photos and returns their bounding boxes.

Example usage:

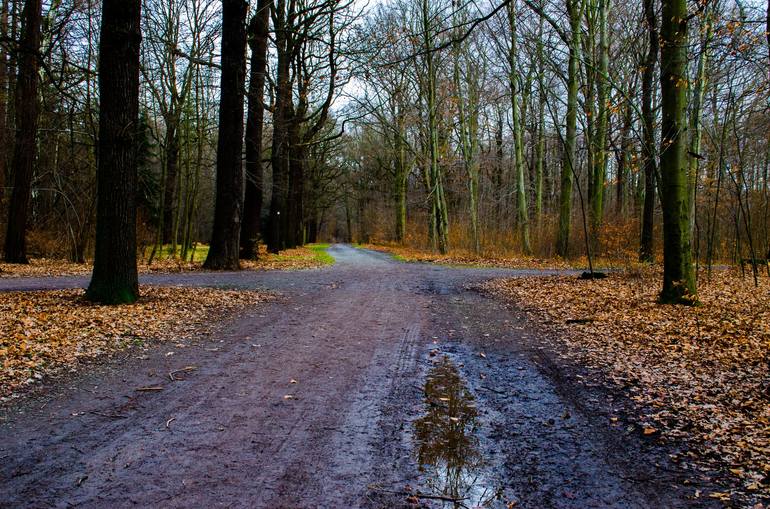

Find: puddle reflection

[414,356,502,508]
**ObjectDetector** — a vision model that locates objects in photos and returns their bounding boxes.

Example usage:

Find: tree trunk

[162,123,179,244]
[616,98,632,216]
[556,0,582,257]
[590,0,610,244]
[203,0,247,270]
[658,0,696,304]
[394,116,408,243]
[86,0,141,304]
[508,0,531,254]
[4,0,42,263]
[240,1,269,260]
[534,8,545,226]
[0,0,8,202]
[421,0,448,253]
[687,6,714,237]
[639,0,657,263]
[267,0,291,253]
[452,0,480,253]
[287,118,304,248]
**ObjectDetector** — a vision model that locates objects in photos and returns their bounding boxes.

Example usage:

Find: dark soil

[0,245,720,508]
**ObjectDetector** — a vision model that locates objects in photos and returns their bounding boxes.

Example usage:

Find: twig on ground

[368,484,469,505]
[89,411,128,419]
[168,366,197,381]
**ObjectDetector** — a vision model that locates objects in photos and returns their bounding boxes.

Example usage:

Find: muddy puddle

[413,355,507,508]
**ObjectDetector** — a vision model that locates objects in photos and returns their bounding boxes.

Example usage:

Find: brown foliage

[483,270,770,503]
[0,286,273,400]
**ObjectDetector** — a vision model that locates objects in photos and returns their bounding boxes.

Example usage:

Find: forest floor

[0,243,333,278]
[0,245,764,508]
[483,269,770,505]
[0,287,274,400]
[357,242,636,271]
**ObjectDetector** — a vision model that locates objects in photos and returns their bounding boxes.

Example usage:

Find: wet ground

[0,245,719,508]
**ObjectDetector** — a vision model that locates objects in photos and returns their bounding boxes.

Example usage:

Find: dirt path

[0,246,717,508]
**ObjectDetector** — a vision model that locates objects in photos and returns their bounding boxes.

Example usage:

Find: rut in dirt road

[1,245,715,508]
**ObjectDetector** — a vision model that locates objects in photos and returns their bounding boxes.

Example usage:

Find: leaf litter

[483,268,770,506]
[1,286,273,400]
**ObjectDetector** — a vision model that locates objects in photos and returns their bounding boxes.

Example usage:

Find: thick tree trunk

[267,0,291,253]
[287,118,304,248]
[85,0,141,304]
[0,0,8,202]
[240,1,269,260]
[639,0,657,263]
[659,0,696,304]
[203,0,247,270]
[4,0,42,263]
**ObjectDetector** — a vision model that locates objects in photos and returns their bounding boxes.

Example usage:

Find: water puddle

[413,355,504,508]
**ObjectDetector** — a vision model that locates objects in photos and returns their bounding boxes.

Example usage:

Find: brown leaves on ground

[359,243,573,270]
[0,286,273,399]
[360,243,638,272]
[0,259,92,278]
[484,269,770,504]
[0,245,330,278]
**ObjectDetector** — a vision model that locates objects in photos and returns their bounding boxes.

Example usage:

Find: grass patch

[306,243,335,266]
[143,244,209,263]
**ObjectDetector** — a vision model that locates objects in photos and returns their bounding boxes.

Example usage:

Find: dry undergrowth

[483,269,770,505]
[358,243,630,270]
[0,286,273,400]
[0,258,92,278]
[0,245,330,278]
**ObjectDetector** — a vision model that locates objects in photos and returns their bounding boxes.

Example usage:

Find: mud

[0,245,719,508]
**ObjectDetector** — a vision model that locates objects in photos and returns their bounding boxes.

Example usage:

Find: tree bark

[267,0,291,253]
[240,1,270,260]
[0,0,8,202]
[508,0,531,254]
[162,124,179,244]
[639,0,657,263]
[85,0,141,304]
[590,0,610,244]
[659,0,696,303]
[203,0,247,270]
[687,6,714,237]
[4,0,42,263]
[556,0,581,257]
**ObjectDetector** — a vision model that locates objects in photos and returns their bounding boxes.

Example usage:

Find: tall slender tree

[86,0,142,304]
[639,0,657,263]
[508,0,531,254]
[240,0,270,260]
[658,0,696,303]
[556,0,583,257]
[204,0,247,270]
[4,0,42,263]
